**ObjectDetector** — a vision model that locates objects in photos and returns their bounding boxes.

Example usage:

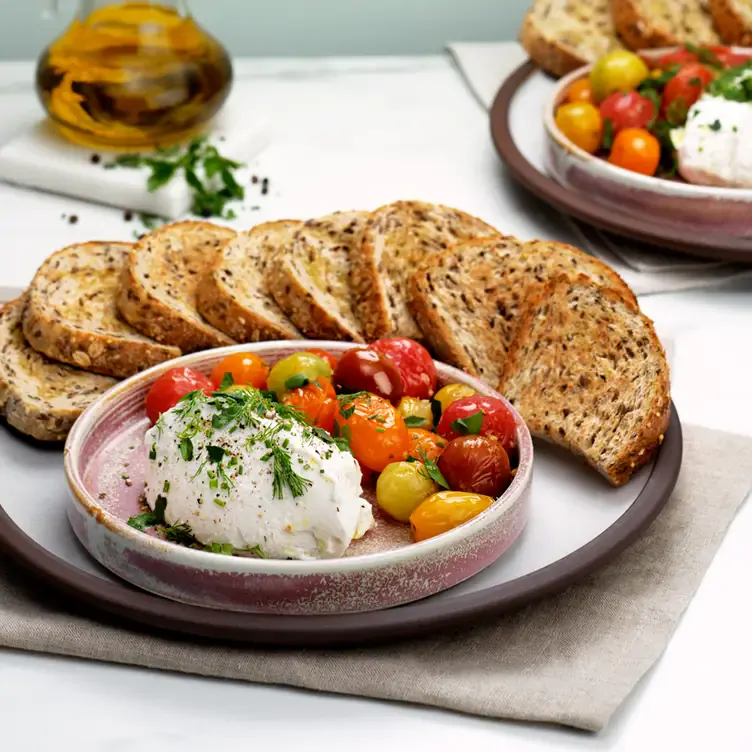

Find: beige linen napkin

[1,425,751,731]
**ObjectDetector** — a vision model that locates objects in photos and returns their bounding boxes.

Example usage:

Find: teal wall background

[0,0,529,59]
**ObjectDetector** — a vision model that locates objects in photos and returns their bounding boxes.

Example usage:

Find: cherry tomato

[589,51,649,102]
[438,436,512,498]
[437,395,517,453]
[267,352,332,399]
[145,367,213,425]
[335,393,409,472]
[333,348,403,403]
[410,491,495,542]
[566,78,595,104]
[433,383,476,415]
[555,102,603,154]
[376,461,438,522]
[599,91,656,134]
[653,49,700,69]
[397,396,434,430]
[608,128,661,177]
[407,428,447,463]
[662,63,715,121]
[370,338,437,399]
[715,50,752,68]
[281,377,337,432]
[211,352,269,390]
[654,46,751,70]
[305,347,338,371]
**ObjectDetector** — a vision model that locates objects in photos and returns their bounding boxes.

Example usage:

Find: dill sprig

[262,443,313,499]
[160,520,196,545]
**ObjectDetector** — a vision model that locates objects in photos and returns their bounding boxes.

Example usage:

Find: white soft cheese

[673,94,752,187]
[144,397,373,560]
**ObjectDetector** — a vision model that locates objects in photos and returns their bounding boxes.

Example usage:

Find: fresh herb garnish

[418,451,450,490]
[207,445,226,463]
[285,373,310,390]
[219,372,234,390]
[127,495,167,530]
[160,520,195,545]
[450,410,484,436]
[249,544,266,559]
[208,541,233,555]
[162,480,170,493]
[404,415,427,427]
[263,444,313,499]
[709,119,722,131]
[684,43,722,69]
[708,61,752,103]
[179,436,194,461]
[148,443,157,460]
[602,118,615,150]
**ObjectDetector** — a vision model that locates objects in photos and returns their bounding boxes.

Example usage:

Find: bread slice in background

[23,242,180,378]
[118,221,237,352]
[710,0,752,44]
[197,220,303,342]
[409,236,636,388]
[500,275,670,486]
[351,201,498,342]
[611,0,720,49]
[267,211,368,342]
[521,0,624,78]
[0,298,116,442]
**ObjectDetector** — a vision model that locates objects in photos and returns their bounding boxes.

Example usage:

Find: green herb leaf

[285,373,310,390]
[684,43,722,69]
[709,119,722,131]
[146,160,178,192]
[163,480,170,493]
[127,495,167,530]
[179,436,194,461]
[450,410,484,436]
[602,118,615,150]
[403,415,427,427]
[149,443,157,460]
[249,544,266,559]
[160,520,194,544]
[418,452,450,490]
[219,372,234,390]
[207,445,226,463]
[208,541,233,554]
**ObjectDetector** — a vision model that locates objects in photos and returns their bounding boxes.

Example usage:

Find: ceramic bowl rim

[64,341,534,576]
[544,45,752,201]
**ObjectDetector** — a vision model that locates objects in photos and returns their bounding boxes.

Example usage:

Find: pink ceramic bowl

[64,342,533,616]
[545,47,752,237]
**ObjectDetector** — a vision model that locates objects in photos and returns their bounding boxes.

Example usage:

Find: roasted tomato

[608,128,661,176]
[376,461,439,522]
[333,348,403,403]
[334,393,409,472]
[566,78,595,104]
[281,377,337,432]
[433,383,477,415]
[410,491,495,542]
[589,50,649,102]
[211,352,269,390]
[369,338,437,399]
[599,91,656,134]
[662,63,716,121]
[267,352,332,399]
[436,395,517,453]
[407,428,447,463]
[145,367,214,424]
[305,347,338,371]
[397,396,434,430]
[555,102,603,153]
[438,436,512,498]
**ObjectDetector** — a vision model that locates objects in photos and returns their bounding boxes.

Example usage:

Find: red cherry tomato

[211,352,269,390]
[305,348,338,372]
[436,395,517,453]
[281,377,337,433]
[438,435,512,498]
[145,367,214,425]
[714,49,752,68]
[599,91,656,134]
[653,49,700,69]
[662,63,716,121]
[333,348,403,403]
[369,338,437,399]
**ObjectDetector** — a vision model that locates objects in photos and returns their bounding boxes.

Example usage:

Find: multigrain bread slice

[267,211,368,342]
[409,236,636,387]
[500,275,670,486]
[118,221,237,352]
[197,220,303,342]
[520,0,624,78]
[23,242,180,378]
[611,0,721,49]
[0,299,116,442]
[710,0,752,44]
[351,201,498,342]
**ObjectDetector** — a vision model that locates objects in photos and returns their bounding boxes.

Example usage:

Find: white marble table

[1,55,751,751]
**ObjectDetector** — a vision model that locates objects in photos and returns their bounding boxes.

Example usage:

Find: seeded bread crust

[0,298,116,442]
[611,0,721,49]
[710,0,752,44]
[117,221,237,352]
[500,275,671,486]
[267,211,369,342]
[351,201,499,342]
[196,221,303,342]
[23,242,180,378]
[520,0,624,78]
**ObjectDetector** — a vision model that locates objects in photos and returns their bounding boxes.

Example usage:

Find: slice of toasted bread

[351,201,498,342]
[197,220,303,342]
[0,298,116,442]
[267,211,368,342]
[710,0,752,44]
[520,0,624,78]
[23,242,180,378]
[409,236,636,387]
[611,0,720,49]
[117,221,237,352]
[500,275,670,486]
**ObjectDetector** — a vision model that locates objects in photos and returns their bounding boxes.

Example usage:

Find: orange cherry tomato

[554,102,603,154]
[211,353,269,390]
[566,78,595,104]
[305,348,338,372]
[608,128,661,177]
[282,377,337,432]
[407,428,447,463]
[410,491,495,542]
[335,393,409,472]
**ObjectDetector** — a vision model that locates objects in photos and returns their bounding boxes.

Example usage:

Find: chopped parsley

[218,372,234,390]
[127,495,167,530]
[602,118,615,150]
[284,373,310,390]
[403,415,427,427]
[708,119,722,131]
[418,452,450,490]
[450,410,484,436]
[708,61,752,103]
[179,436,194,461]
[149,443,157,460]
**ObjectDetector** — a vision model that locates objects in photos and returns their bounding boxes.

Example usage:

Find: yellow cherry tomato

[397,396,434,430]
[409,490,495,542]
[566,78,595,104]
[266,352,332,399]
[433,383,476,415]
[589,50,649,103]
[376,461,439,523]
[554,102,603,154]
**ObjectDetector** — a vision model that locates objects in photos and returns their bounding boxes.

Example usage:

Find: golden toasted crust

[117,221,237,352]
[196,221,303,342]
[710,0,752,45]
[520,12,589,77]
[23,241,180,378]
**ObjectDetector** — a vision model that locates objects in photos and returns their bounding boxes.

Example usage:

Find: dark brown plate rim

[490,61,752,262]
[0,406,682,647]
